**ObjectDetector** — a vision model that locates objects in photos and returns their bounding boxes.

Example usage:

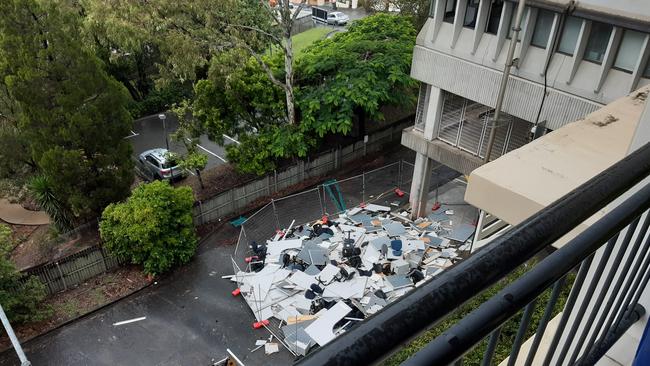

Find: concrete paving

[0,227,294,366]
[0,199,49,226]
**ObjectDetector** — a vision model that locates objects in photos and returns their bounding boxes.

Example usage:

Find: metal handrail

[298,142,650,366]
[404,175,650,365]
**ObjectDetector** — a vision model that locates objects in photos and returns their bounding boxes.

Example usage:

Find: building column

[410,85,444,219]
[410,153,435,218]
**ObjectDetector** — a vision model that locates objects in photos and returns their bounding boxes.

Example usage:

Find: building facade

[403,0,650,217]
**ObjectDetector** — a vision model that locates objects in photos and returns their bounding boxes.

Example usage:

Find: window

[145,155,159,167]
[506,7,529,41]
[531,10,554,48]
[463,0,480,29]
[614,30,645,72]
[443,0,457,23]
[485,0,503,35]
[583,22,613,63]
[557,16,582,55]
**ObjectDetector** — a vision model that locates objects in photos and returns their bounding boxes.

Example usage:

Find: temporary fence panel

[363,162,401,202]
[273,188,324,230]
[400,160,415,192]
[236,203,279,261]
[322,175,364,216]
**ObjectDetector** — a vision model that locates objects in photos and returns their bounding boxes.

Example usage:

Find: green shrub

[384,260,574,365]
[99,181,198,275]
[0,224,50,324]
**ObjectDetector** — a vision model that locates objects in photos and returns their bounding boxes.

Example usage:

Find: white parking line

[185,137,227,162]
[222,134,241,145]
[124,130,139,139]
[197,143,227,162]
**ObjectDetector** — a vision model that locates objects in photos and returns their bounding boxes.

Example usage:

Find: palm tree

[29,176,73,232]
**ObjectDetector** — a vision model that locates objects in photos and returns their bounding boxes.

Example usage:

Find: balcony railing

[298,142,650,365]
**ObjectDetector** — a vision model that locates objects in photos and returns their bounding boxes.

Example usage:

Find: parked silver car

[138,148,185,181]
[327,11,349,26]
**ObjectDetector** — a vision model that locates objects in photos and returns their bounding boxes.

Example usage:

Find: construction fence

[192,119,413,226]
[234,160,412,261]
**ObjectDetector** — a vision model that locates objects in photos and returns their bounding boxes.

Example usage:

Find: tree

[0,0,135,221]
[218,13,417,175]
[297,14,417,139]
[100,181,198,276]
[29,176,74,232]
[0,224,50,324]
[79,0,305,125]
[170,102,210,189]
[388,0,431,30]
[360,0,430,30]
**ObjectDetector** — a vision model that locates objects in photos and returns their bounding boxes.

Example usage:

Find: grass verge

[292,26,332,55]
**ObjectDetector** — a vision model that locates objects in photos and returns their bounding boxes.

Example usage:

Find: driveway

[0,226,294,366]
[127,113,235,171]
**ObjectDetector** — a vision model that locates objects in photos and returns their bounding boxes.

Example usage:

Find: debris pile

[230,203,475,357]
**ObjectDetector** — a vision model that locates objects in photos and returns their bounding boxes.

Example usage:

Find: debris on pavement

[264,342,280,355]
[229,203,474,357]
[112,316,146,326]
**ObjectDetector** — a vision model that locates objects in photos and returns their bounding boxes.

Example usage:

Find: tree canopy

[0,0,135,225]
[297,13,417,138]
[188,13,417,175]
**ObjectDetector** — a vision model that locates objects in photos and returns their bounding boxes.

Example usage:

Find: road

[0,225,294,366]
[127,113,234,171]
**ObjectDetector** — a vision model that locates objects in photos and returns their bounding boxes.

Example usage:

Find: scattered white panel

[347,207,363,216]
[265,342,279,355]
[322,277,368,299]
[304,302,352,346]
[361,245,381,268]
[288,271,317,290]
[266,239,303,262]
[317,264,341,283]
[404,240,425,252]
[247,302,274,322]
[274,305,301,321]
[292,296,314,313]
[273,268,292,282]
[364,204,391,212]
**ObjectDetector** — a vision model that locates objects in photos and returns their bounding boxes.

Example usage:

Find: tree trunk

[196,169,204,189]
[284,36,296,125]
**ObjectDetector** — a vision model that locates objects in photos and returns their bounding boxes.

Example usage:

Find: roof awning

[465,86,649,248]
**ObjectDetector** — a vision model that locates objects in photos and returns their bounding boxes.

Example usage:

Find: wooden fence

[22,245,124,295]
[192,119,413,225]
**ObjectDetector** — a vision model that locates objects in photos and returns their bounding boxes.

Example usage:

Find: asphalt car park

[126,113,234,176]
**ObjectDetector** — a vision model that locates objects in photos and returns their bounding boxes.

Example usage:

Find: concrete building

[399,1,650,364]
[403,0,650,218]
